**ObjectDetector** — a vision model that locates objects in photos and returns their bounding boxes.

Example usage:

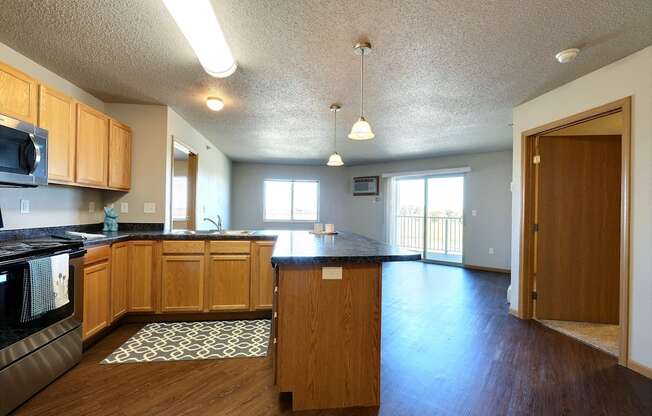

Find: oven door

[0,114,48,187]
[0,250,82,369]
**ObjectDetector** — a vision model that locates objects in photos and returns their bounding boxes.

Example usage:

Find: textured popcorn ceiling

[0,1,650,164]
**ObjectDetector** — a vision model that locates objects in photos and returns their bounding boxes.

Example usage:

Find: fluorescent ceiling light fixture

[206,97,224,111]
[163,0,237,78]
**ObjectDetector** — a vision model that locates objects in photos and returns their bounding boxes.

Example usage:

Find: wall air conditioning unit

[352,176,379,196]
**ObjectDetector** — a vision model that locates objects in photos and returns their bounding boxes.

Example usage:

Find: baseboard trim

[463,264,511,274]
[629,359,652,379]
[508,307,520,318]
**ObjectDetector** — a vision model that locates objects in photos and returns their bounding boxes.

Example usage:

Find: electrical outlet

[471,210,477,217]
[144,202,156,214]
[89,202,96,213]
[20,199,30,214]
[488,247,495,255]
[121,202,129,213]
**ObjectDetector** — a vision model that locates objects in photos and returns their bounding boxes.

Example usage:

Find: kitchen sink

[213,230,254,235]
[171,230,196,235]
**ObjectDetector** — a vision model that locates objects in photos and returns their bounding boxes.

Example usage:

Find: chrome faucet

[204,215,223,231]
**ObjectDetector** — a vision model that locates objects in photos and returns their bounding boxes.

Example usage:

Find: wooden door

[82,261,110,340]
[161,255,204,312]
[535,135,621,323]
[110,242,129,322]
[128,241,155,312]
[76,103,109,187]
[0,61,38,123]
[39,85,76,183]
[208,255,250,311]
[251,241,274,310]
[108,119,132,190]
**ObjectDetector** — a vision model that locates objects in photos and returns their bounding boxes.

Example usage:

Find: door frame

[517,97,631,366]
[170,139,198,230]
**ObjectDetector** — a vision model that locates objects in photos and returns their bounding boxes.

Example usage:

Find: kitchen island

[270,231,420,411]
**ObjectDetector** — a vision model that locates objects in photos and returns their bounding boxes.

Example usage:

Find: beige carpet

[538,319,619,356]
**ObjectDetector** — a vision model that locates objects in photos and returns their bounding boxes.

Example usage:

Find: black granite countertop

[80,229,279,247]
[270,230,421,265]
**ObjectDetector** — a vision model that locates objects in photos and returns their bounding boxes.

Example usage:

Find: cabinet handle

[274,311,277,319]
[274,286,278,293]
[273,337,277,344]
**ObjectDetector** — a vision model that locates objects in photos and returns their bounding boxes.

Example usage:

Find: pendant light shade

[349,42,375,140]
[326,104,344,167]
[327,152,344,166]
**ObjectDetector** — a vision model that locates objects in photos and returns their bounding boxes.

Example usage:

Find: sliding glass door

[395,175,464,263]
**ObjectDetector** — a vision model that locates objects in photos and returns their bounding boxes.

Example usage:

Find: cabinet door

[39,85,76,183]
[76,103,109,187]
[108,119,132,190]
[251,242,274,310]
[129,241,155,312]
[208,255,250,311]
[82,261,110,341]
[110,242,129,322]
[0,61,38,124]
[161,255,204,312]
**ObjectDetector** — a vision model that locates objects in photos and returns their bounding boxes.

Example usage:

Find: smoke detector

[555,48,580,63]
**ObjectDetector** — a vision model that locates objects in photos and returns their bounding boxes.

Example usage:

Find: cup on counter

[313,223,324,233]
[324,223,335,233]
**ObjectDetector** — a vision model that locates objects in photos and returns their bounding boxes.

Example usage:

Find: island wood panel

[207,255,250,311]
[251,241,274,310]
[277,263,381,411]
[161,255,204,312]
[108,119,132,190]
[82,261,110,341]
[110,242,129,322]
[38,85,76,183]
[128,241,156,312]
[75,103,109,187]
[0,61,38,124]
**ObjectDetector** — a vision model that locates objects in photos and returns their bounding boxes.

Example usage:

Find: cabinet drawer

[162,240,205,254]
[209,241,250,254]
[84,245,111,265]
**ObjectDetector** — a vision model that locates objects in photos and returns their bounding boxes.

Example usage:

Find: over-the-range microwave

[0,113,48,187]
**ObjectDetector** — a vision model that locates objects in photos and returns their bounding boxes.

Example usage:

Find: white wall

[167,108,231,230]
[231,150,513,270]
[0,42,105,230]
[510,46,652,369]
[104,104,169,224]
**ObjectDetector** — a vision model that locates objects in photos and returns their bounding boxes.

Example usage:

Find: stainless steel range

[0,239,85,415]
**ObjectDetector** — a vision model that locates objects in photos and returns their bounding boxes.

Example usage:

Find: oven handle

[25,133,42,175]
[0,248,85,269]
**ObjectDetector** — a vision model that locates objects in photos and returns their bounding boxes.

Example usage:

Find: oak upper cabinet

[0,61,38,124]
[128,241,156,312]
[38,85,76,183]
[110,242,129,322]
[108,119,132,190]
[251,241,274,310]
[82,246,111,341]
[208,255,251,311]
[161,255,205,312]
[75,103,109,187]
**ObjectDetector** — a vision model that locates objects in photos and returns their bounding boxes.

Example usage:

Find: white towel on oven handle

[50,253,70,309]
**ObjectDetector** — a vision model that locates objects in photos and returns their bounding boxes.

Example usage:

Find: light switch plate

[144,202,156,214]
[121,202,129,213]
[20,199,30,214]
[471,210,477,216]
[488,247,495,255]
[322,267,343,280]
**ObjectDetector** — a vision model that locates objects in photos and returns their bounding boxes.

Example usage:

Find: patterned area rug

[102,320,271,364]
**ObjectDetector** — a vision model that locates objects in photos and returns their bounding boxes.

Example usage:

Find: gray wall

[231,150,513,270]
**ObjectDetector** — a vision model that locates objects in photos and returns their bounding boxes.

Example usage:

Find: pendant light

[327,104,344,166]
[348,42,375,140]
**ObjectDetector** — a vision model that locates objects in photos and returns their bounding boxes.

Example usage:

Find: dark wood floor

[13,262,652,415]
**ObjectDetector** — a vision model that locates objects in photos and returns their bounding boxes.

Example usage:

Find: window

[264,179,319,222]
[172,176,188,220]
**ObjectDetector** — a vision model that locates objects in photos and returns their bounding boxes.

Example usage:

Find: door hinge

[531,291,538,300]
[533,155,541,164]
[533,223,539,232]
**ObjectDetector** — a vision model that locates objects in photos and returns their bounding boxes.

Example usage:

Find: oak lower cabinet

[110,242,129,322]
[251,241,274,310]
[207,255,251,311]
[161,255,205,312]
[82,246,111,341]
[128,241,156,312]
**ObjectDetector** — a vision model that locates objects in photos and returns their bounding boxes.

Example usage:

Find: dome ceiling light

[555,48,580,63]
[348,42,375,140]
[327,104,344,167]
[206,97,224,111]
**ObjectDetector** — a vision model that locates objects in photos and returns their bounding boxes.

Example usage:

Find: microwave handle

[26,133,41,174]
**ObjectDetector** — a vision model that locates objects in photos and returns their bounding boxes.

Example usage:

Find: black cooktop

[0,239,85,263]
